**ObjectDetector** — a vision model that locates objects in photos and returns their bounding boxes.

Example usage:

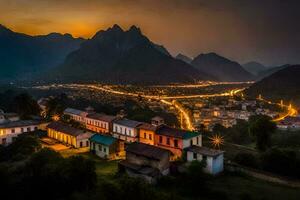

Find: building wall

[155,135,201,159]
[186,152,224,175]
[85,118,110,133]
[139,128,155,145]
[0,125,40,145]
[182,135,202,148]
[113,124,138,142]
[90,142,117,159]
[126,151,170,172]
[155,135,183,159]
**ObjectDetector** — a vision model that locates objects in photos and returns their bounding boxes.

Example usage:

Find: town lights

[209,134,224,149]
[52,114,60,121]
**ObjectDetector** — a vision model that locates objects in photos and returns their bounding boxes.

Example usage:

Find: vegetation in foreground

[1,135,299,200]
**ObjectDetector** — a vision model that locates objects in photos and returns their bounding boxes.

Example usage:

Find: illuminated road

[32,83,247,130]
[257,96,298,122]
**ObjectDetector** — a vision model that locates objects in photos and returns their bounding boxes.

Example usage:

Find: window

[167,138,170,145]
[11,129,15,134]
[174,139,178,147]
[190,139,193,146]
[98,144,102,151]
[203,155,207,161]
[159,136,163,143]
[144,132,147,139]
[21,128,24,133]
[193,153,197,159]
[129,130,132,136]
[86,141,89,147]
[80,141,83,148]
[2,138,6,145]
[103,147,107,153]
[149,134,152,140]
[196,137,199,145]
[34,127,38,131]
[27,127,31,132]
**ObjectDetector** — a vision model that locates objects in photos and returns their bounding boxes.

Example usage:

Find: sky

[0,0,299,66]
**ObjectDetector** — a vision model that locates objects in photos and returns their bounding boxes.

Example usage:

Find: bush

[261,148,300,178]
[234,153,259,169]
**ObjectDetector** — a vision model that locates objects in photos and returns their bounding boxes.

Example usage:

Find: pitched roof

[89,134,117,146]
[64,108,85,116]
[185,145,224,157]
[126,142,170,161]
[47,122,88,137]
[0,120,42,128]
[137,123,157,131]
[156,125,200,139]
[86,113,117,123]
[113,118,142,128]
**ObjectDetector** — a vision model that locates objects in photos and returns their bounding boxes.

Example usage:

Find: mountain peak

[128,25,141,34]
[191,52,254,82]
[111,24,123,32]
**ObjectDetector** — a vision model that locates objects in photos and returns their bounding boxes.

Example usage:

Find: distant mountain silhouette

[47,25,211,84]
[0,24,84,81]
[246,65,300,106]
[256,64,291,80]
[176,54,192,64]
[191,53,254,82]
[243,61,266,76]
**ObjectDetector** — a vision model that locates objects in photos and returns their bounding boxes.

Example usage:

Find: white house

[186,146,224,175]
[64,108,88,124]
[0,120,44,145]
[89,134,118,159]
[112,119,142,142]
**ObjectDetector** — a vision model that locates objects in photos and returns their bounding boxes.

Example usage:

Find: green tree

[249,115,277,151]
[11,93,40,119]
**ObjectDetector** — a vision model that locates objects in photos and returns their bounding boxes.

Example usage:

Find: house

[85,113,117,134]
[119,142,170,183]
[0,110,20,124]
[64,108,88,124]
[112,119,142,143]
[186,145,224,175]
[47,122,93,148]
[155,125,202,159]
[138,123,157,145]
[89,134,118,159]
[151,116,165,126]
[0,120,43,145]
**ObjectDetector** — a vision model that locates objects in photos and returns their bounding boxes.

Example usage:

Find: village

[0,104,224,183]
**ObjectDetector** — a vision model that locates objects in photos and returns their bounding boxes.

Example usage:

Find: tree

[11,93,40,119]
[45,97,66,120]
[249,115,277,151]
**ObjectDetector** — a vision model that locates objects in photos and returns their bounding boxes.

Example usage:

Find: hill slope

[243,61,266,76]
[176,54,193,64]
[48,25,210,84]
[0,24,84,81]
[246,65,300,105]
[191,53,254,82]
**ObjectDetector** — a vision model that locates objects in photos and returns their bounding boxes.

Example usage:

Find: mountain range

[0,24,84,80]
[242,61,267,76]
[191,53,254,82]
[46,25,211,84]
[0,24,292,84]
[246,65,300,106]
